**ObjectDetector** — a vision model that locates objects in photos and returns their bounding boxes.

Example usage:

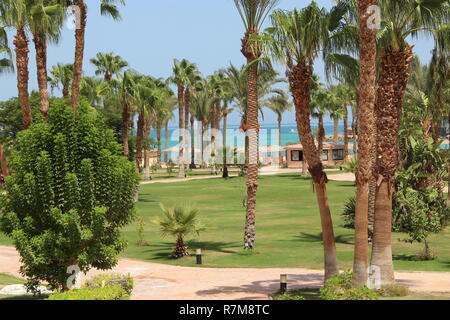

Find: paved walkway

[1,246,450,300]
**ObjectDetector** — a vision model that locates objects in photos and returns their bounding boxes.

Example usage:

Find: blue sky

[0,0,435,125]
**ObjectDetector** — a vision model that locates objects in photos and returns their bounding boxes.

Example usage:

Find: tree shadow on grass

[296,232,354,245]
[195,274,324,298]
[139,241,239,260]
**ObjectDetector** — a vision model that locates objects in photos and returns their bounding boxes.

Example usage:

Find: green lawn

[0,273,24,286]
[1,173,450,271]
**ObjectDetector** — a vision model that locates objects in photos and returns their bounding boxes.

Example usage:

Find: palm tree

[265,92,292,167]
[48,63,73,98]
[0,0,33,129]
[310,85,328,160]
[261,2,349,279]
[171,59,198,178]
[90,52,128,82]
[70,0,125,109]
[233,0,279,250]
[80,76,108,106]
[191,90,213,167]
[371,0,450,286]
[29,0,63,122]
[154,204,205,258]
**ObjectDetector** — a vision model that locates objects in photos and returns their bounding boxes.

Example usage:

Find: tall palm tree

[171,59,198,178]
[233,0,279,250]
[70,0,125,109]
[48,63,73,98]
[0,0,33,129]
[90,52,128,82]
[191,90,213,167]
[261,2,348,279]
[29,0,63,122]
[80,76,108,106]
[371,0,450,286]
[265,92,292,167]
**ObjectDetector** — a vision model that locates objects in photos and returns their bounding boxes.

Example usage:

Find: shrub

[341,196,356,228]
[319,271,379,300]
[272,290,306,300]
[0,101,140,292]
[153,204,205,258]
[47,286,129,300]
[376,284,410,297]
[84,274,134,295]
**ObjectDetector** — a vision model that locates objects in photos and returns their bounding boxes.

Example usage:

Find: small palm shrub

[319,270,379,300]
[341,196,356,228]
[343,157,357,173]
[153,204,206,258]
[376,284,410,297]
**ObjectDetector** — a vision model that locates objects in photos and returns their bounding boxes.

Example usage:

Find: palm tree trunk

[344,105,349,162]
[143,120,151,180]
[122,103,130,158]
[318,114,324,159]
[278,117,283,167]
[178,83,185,178]
[157,125,162,164]
[353,0,378,287]
[165,121,169,164]
[371,44,413,286]
[33,30,49,122]
[334,117,339,144]
[14,27,32,129]
[184,88,191,169]
[288,61,339,281]
[190,114,196,168]
[243,61,259,250]
[0,143,9,177]
[136,111,144,172]
[223,111,229,178]
[70,0,87,110]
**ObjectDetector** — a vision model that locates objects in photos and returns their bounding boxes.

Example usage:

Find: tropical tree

[154,204,205,258]
[90,52,128,82]
[80,76,108,106]
[0,0,33,129]
[191,90,213,167]
[233,0,279,250]
[171,59,199,177]
[70,0,125,109]
[260,2,350,279]
[48,63,73,98]
[371,0,450,286]
[265,92,292,167]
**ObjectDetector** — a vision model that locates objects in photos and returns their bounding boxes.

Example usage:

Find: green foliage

[151,162,161,174]
[0,101,140,291]
[154,204,205,240]
[376,284,410,298]
[46,286,129,300]
[341,196,356,229]
[166,162,175,176]
[343,157,357,174]
[319,271,379,300]
[272,290,306,300]
[84,274,134,295]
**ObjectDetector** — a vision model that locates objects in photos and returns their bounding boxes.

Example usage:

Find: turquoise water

[151,122,348,160]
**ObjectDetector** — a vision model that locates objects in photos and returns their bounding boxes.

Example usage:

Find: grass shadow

[296,232,353,245]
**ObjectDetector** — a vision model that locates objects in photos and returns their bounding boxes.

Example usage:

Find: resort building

[283,143,345,168]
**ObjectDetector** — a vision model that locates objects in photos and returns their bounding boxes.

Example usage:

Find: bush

[341,196,356,228]
[272,290,306,300]
[0,101,140,292]
[319,271,379,300]
[84,274,134,295]
[47,286,129,300]
[376,284,410,297]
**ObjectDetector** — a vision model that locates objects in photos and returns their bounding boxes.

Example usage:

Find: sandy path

[1,246,449,300]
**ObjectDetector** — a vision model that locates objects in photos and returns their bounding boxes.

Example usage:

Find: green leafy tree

[0,100,140,291]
